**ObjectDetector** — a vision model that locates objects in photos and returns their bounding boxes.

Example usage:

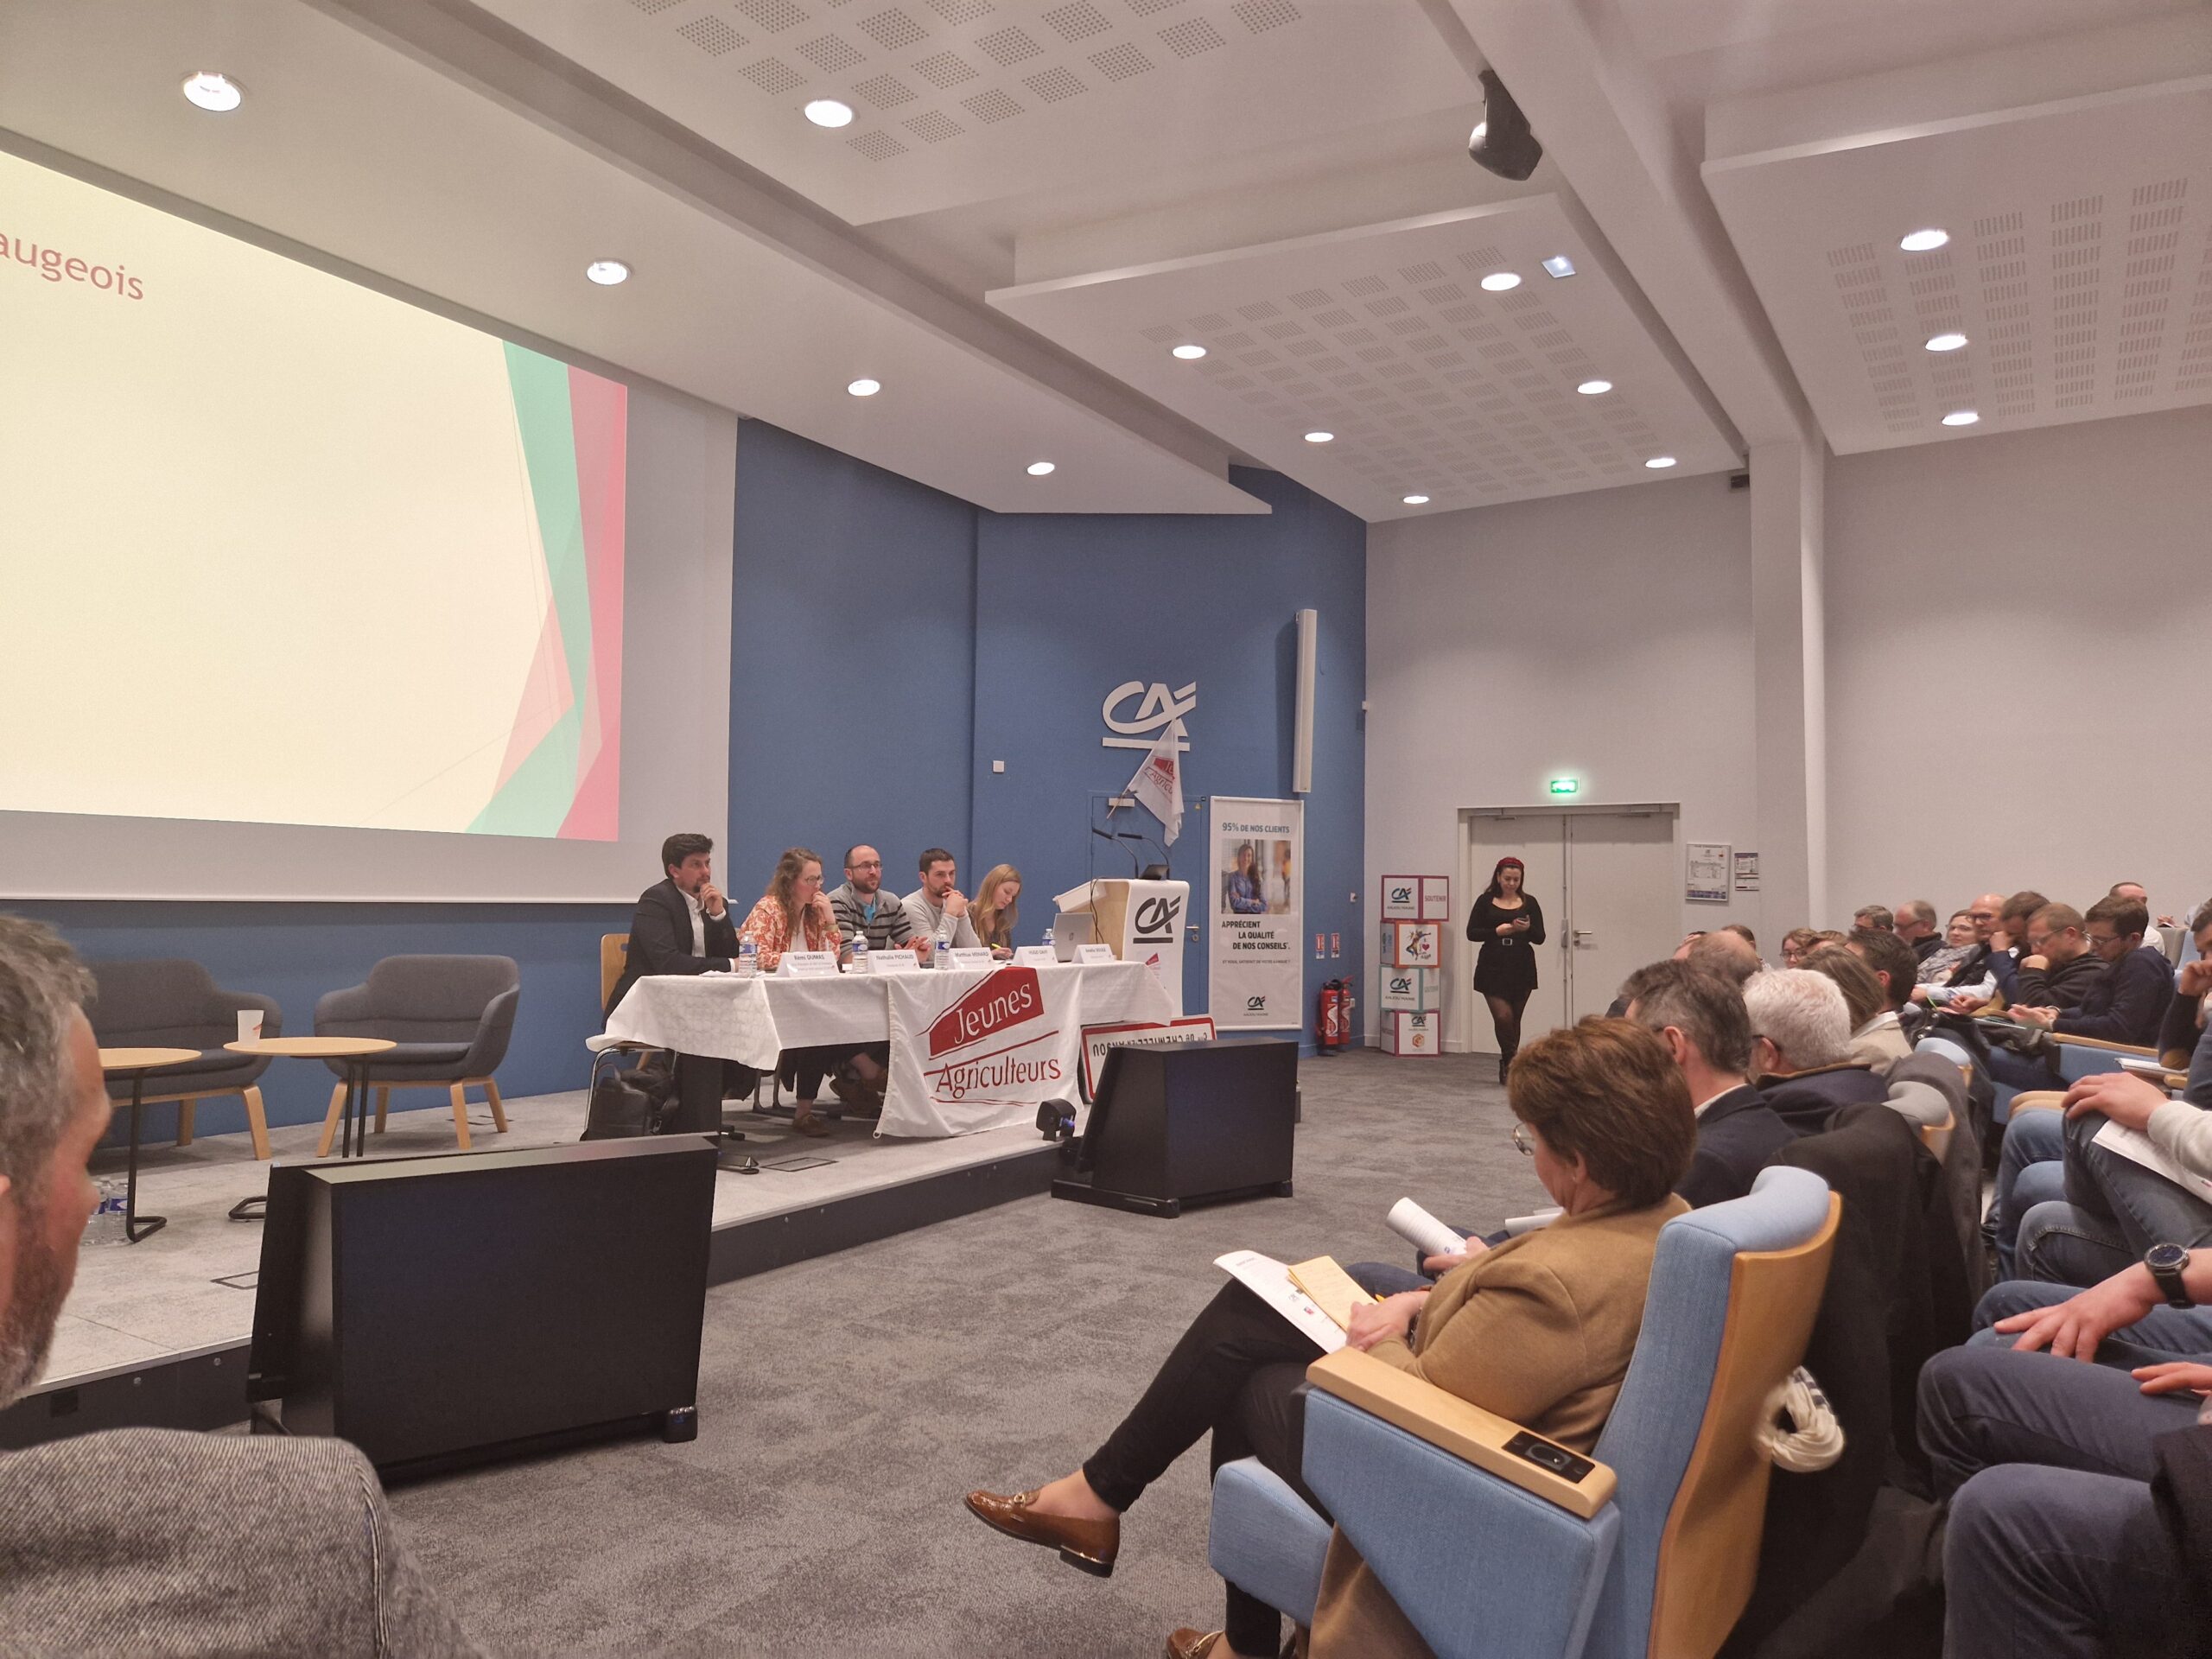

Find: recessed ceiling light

[1576,378,1612,396]
[1644,456,1677,469]
[1304,430,1335,444]
[584,259,630,286]
[1026,461,1055,476]
[1541,255,1576,279]
[1469,120,1488,144]
[1479,271,1521,292]
[1899,228,1950,252]
[804,99,855,129]
[181,72,242,112]
[1171,343,1207,360]
[846,378,880,397]
[1402,494,1430,505]
[1925,332,1968,353]
[1942,410,1980,427]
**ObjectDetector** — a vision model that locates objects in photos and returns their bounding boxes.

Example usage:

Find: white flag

[1125,727,1184,845]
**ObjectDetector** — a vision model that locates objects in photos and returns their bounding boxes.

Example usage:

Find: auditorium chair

[314,955,519,1154]
[85,958,283,1159]
[1206,1166,1839,1659]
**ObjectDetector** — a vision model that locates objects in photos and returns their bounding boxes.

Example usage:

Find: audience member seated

[1918,891,2009,1008]
[903,848,982,950]
[2001,893,2171,1048]
[970,863,1022,958]
[1623,959,1795,1206]
[1920,1247,2212,1659]
[1894,898,1943,963]
[2112,880,2184,964]
[1807,944,1910,1066]
[1962,888,2049,1007]
[1853,903,1894,934]
[1745,969,1890,1131]
[0,918,480,1654]
[1913,907,1981,988]
[1780,926,1821,969]
[826,843,923,960]
[1847,925,1923,1042]
[739,847,865,1136]
[962,1020,1694,1659]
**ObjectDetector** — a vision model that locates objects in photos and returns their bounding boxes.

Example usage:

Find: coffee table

[96,1046,201,1243]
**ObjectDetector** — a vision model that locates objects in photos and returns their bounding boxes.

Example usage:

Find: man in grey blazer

[0,916,479,1656]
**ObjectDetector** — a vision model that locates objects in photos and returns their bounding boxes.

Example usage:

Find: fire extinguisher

[1317,978,1352,1052]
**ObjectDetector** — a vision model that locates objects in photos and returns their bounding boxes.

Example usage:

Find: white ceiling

[993,197,1738,518]
[3,0,2209,522]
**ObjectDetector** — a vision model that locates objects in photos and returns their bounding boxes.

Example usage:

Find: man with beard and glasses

[0,917,478,1655]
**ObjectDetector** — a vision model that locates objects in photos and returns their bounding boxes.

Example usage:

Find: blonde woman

[972,865,1022,958]
[738,847,860,1136]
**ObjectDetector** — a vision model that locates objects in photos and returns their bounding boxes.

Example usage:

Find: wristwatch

[2145,1243,2193,1309]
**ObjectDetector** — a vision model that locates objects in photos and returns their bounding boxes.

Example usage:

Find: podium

[1053,877,1189,1016]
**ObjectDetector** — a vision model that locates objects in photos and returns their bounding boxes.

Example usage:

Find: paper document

[1386,1198,1465,1260]
[1216,1250,1344,1353]
[1288,1255,1378,1329]
[2092,1120,2212,1205]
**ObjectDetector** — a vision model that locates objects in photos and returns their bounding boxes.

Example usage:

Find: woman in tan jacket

[964,1018,1696,1659]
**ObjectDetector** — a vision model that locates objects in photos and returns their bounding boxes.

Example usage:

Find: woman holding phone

[1468,856,1546,1084]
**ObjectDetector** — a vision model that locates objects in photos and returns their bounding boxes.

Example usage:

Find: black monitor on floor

[1060,1037,1298,1217]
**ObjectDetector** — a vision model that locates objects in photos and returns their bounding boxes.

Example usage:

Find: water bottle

[737,940,759,978]
[1042,926,1055,959]
[85,1177,128,1247]
[934,925,950,969]
[849,931,868,972]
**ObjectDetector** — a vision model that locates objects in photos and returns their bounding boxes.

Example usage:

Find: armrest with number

[1304,1348,1616,1519]
[2050,1033,2158,1057]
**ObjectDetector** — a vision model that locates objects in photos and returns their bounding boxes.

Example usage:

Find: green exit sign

[1548,777,1580,795]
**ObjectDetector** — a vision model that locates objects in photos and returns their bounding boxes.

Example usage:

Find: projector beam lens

[1576,379,1611,396]
[1942,410,1979,427]
[1925,332,1968,353]
[1172,343,1206,360]
[1479,271,1521,292]
[1027,461,1055,476]
[804,99,855,128]
[847,378,880,397]
[1900,228,1949,252]
[584,260,630,286]
[182,73,242,112]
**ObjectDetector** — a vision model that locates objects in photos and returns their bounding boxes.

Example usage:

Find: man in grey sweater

[0,916,480,1656]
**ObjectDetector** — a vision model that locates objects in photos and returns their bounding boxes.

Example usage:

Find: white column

[1748,438,1828,931]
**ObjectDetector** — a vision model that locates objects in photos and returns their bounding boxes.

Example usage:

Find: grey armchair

[86,959,283,1159]
[314,955,520,1154]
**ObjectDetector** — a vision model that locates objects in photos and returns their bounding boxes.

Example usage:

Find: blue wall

[15,420,1364,1151]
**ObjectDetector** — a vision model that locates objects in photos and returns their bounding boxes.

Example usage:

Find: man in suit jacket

[0,917,479,1655]
[606,831,742,1017]
[1622,958,1797,1207]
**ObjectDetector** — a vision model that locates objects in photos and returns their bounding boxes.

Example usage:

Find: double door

[1454,807,1681,1056]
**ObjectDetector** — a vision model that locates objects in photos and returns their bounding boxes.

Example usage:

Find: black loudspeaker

[1052,1038,1298,1217]
[248,1137,718,1476]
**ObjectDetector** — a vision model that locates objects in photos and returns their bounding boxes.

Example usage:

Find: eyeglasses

[1511,1121,1535,1156]
[849,860,881,869]
[1968,909,1998,921]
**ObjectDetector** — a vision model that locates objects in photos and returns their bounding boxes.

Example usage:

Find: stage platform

[2,1090,1058,1449]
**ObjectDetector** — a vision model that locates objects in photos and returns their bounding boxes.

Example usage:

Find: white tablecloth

[603,962,1176,1137]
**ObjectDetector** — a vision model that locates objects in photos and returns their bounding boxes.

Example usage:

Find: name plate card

[872,950,928,974]
[1075,944,1118,965]
[779,951,840,978]
[1012,945,1058,967]
[947,947,998,971]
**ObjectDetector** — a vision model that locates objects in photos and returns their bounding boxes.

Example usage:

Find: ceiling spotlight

[1304,430,1335,444]
[1467,69,1541,181]
[1644,456,1677,469]
[1925,332,1968,353]
[1899,228,1950,252]
[1402,494,1430,505]
[1026,461,1055,476]
[1541,255,1577,279]
[1171,343,1207,360]
[804,99,855,129]
[1479,271,1522,293]
[1942,410,1980,427]
[181,72,243,112]
[1576,378,1612,396]
[846,378,880,397]
[584,259,630,286]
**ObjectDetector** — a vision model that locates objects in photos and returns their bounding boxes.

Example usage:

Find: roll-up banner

[1209,797,1303,1030]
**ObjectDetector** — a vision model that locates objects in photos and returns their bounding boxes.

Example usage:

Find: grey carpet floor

[388,1050,1544,1657]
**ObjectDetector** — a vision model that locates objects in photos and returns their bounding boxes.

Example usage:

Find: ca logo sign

[1134,894,1183,939]
[1246,995,1268,1013]
[1102,680,1196,752]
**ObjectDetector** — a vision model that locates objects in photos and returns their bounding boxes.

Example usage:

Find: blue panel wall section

[7,900,628,1138]
[728,420,977,897]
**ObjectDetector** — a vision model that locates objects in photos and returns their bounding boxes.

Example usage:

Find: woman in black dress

[1469,855,1546,1082]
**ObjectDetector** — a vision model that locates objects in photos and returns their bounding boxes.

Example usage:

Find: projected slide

[0,148,625,839]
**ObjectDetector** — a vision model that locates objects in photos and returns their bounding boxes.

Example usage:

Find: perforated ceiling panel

[471,0,1477,223]
[992,197,1740,519]
[1706,78,2212,453]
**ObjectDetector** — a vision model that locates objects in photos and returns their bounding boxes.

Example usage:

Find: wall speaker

[1293,607,1317,795]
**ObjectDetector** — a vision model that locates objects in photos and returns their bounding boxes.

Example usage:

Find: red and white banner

[1078,1014,1217,1100]
[880,960,1176,1137]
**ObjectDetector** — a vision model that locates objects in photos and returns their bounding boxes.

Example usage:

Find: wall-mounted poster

[1211,797,1303,1029]
[1733,851,1761,893]
[1687,842,1732,904]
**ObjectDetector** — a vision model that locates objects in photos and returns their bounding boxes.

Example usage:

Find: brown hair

[971,863,1022,950]
[766,846,823,931]
[1847,927,1918,1009]
[1508,1017,1694,1209]
[1782,926,1822,958]
[1804,944,1885,1031]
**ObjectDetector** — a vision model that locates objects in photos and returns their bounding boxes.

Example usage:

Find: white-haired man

[0,917,477,1653]
[1745,968,1890,1134]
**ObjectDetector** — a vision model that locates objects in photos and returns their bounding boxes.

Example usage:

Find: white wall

[1366,472,1764,1047]
[1825,405,2212,925]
